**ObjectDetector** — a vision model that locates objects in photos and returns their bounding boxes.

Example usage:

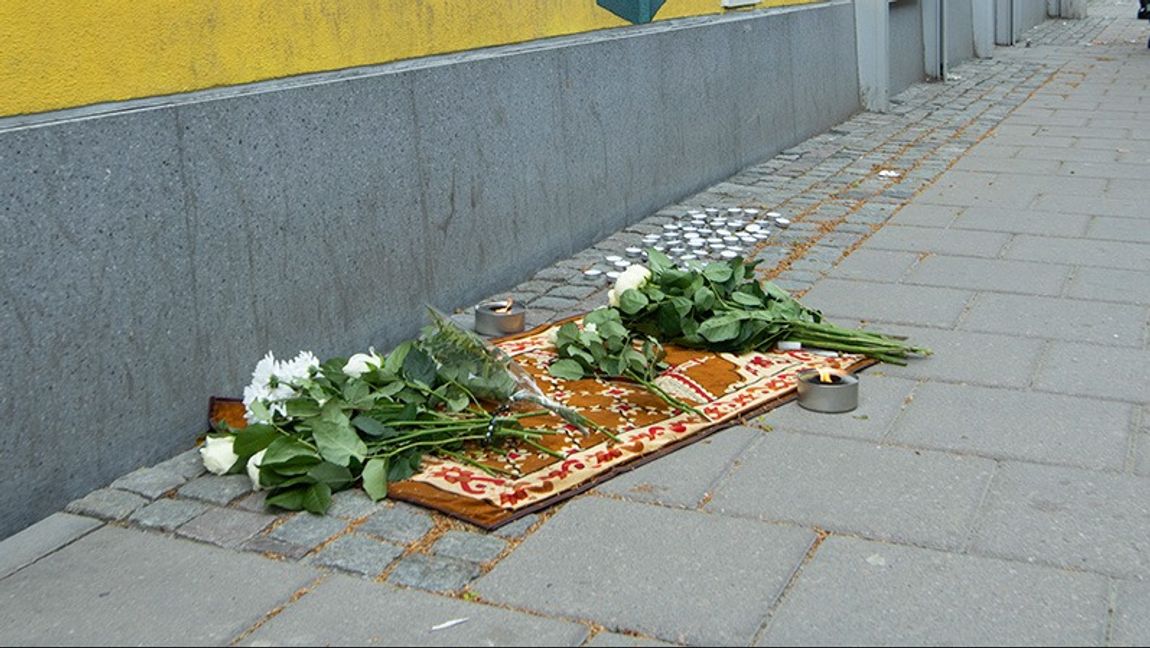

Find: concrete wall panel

[890,0,927,95]
[0,1,860,539]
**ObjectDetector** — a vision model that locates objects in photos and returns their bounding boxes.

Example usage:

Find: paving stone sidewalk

[3,4,1149,645]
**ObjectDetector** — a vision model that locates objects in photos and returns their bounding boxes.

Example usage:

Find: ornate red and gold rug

[212,320,872,530]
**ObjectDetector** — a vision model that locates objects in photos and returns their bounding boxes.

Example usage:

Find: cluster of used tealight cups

[583,207,793,280]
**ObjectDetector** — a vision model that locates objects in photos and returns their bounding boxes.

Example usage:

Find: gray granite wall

[0,0,860,538]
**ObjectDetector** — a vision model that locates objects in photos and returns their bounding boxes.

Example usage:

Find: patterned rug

[211,321,872,529]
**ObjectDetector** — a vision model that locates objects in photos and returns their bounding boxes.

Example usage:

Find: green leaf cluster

[615,250,930,364]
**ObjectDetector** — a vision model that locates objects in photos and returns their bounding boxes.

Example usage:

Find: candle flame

[495,299,514,314]
[817,367,835,384]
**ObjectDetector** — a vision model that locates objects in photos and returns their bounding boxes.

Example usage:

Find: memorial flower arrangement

[604,250,929,364]
[201,310,590,513]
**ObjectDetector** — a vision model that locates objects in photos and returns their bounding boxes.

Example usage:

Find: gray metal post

[973,0,996,58]
[855,0,890,111]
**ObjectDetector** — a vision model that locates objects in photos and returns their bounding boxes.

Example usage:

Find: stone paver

[950,207,1091,237]
[431,531,508,564]
[177,474,253,506]
[309,533,404,577]
[129,498,210,532]
[1035,342,1150,403]
[1111,580,1150,647]
[490,514,540,540]
[241,574,589,646]
[268,513,348,549]
[176,507,277,549]
[970,462,1150,578]
[1066,266,1150,305]
[64,488,148,522]
[869,325,1046,387]
[706,432,995,550]
[1005,235,1150,272]
[890,382,1133,470]
[905,256,1072,296]
[475,497,815,645]
[801,280,973,328]
[0,513,101,580]
[0,526,317,645]
[594,426,759,507]
[388,554,481,593]
[754,376,918,441]
[358,503,435,545]
[959,293,1147,347]
[759,536,1108,646]
[153,448,208,481]
[109,466,190,499]
[327,489,381,520]
[864,225,1012,258]
[585,632,676,647]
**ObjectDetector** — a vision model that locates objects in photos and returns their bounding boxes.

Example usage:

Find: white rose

[200,436,238,475]
[342,352,381,378]
[545,327,560,347]
[609,265,652,308]
[246,449,267,491]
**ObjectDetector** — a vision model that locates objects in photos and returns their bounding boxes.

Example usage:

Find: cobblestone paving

[3,4,1149,645]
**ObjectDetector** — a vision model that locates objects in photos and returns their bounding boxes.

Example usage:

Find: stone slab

[387,554,480,593]
[1112,580,1150,647]
[754,376,917,441]
[1006,235,1150,272]
[176,507,277,549]
[890,382,1132,470]
[241,574,589,646]
[64,488,148,522]
[705,432,995,550]
[970,462,1150,578]
[830,249,920,282]
[0,526,317,645]
[864,225,1012,258]
[153,449,207,481]
[868,325,1045,387]
[888,204,963,228]
[585,632,675,647]
[129,498,211,532]
[759,536,1108,646]
[489,514,540,540]
[268,513,348,549]
[431,531,507,564]
[960,293,1147,347]
[309,533,404,577]
[1065,267,1150,306]
[1086,216,1150,244]
[1034,342,1150,403]
[358,503,435,545]
[950,207,1091,237]
[327,489,381,520]
[178,475,254,506]
[110,466,189,499]
[904,256,1071,296]
[594,426,759,507]
[474,496,815,645]
[0,513,102,581]
[801,280,973,328]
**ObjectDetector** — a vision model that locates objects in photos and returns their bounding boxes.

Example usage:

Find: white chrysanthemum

[279,351,319,384]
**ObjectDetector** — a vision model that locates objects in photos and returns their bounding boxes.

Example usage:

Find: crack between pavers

[751,529,828,646]
[228,572,329,646]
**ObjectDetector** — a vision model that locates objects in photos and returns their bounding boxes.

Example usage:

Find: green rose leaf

[699,316,742,342]
[618,289,649,315]
[233,424,279,458]
[402,347,438,387]
[307,461,354,490]
[732,291,763,307]
[266,485,308,511]
[351,414,388,437]
[262,436,322,467]
[549,359,586,381]
[647,248,672,274]
[703,263,733,283]
[301,482,333,514]
[312,418,368,466]
[361,458,389,501]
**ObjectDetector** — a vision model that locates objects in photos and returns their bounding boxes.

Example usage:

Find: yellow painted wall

[0,0,818,118]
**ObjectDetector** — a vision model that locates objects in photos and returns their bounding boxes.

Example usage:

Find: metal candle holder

[474,301,526,336]
[796,370,859,413]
